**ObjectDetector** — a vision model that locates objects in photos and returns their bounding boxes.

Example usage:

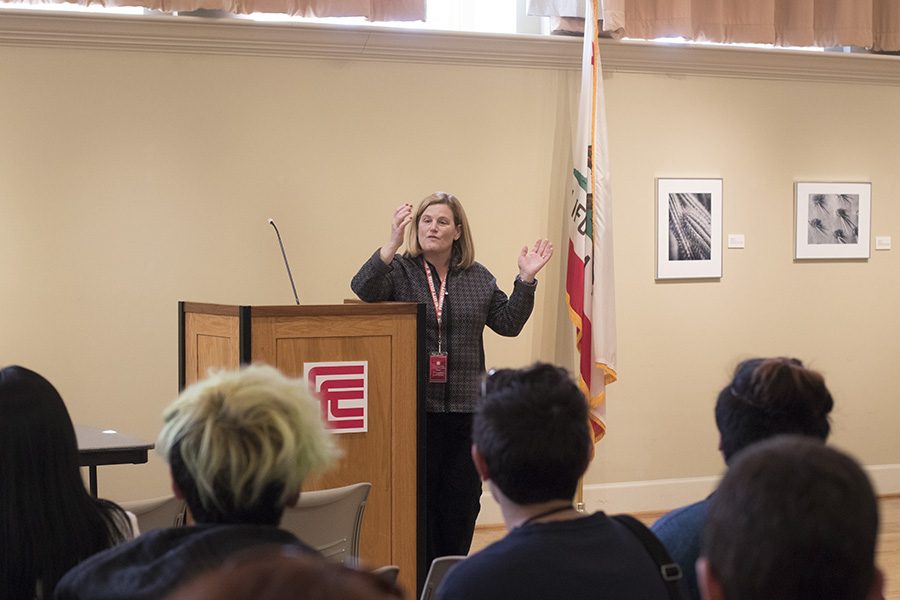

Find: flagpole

[567,0,616,516]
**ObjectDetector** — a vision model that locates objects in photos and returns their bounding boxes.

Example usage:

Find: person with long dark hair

[0,365,132,600]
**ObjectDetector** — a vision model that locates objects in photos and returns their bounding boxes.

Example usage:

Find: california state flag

[565,0,617,442]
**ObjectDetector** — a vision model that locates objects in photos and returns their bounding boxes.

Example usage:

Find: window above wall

[528,0,900,54]
[0,0,546,33]
[0,0,144,14]
[0,0,897,87]
[245,0,537,33]
[0,0,898,57]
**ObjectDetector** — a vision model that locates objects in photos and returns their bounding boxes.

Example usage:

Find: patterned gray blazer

[351,250,536,413]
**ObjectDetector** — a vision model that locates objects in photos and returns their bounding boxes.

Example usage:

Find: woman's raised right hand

[380,203,414,264]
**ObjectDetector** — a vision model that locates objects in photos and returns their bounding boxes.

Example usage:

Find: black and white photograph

[657,178,722,279]
[806,193,859,245]
[668,192,712,261]
[795,182,871,259]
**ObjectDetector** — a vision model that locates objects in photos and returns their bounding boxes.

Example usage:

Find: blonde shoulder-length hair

[404,192,475,270]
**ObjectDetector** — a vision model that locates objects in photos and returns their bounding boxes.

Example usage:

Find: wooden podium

[178,301,425,593]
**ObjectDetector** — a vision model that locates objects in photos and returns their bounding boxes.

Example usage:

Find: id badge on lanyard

[429,353,448,384]
[424,260,448,384]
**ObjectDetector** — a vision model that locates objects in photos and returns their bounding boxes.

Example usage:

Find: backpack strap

[612,514,686,600]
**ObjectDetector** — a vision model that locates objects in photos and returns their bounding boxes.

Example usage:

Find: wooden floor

[881,496,900,599]
[472,495,900,599]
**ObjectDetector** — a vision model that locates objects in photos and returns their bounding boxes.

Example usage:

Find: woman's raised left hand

[517,239,554,283]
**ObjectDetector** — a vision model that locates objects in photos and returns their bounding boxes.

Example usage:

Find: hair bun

[741,357,833,419]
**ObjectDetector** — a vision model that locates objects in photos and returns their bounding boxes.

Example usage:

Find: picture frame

[794,182,871,260]
[656,178,723,280]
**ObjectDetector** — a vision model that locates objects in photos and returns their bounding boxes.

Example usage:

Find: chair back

[120,495,187,534]
[371,564,400,585]
[280,482,371,566]
[419,555,466,600]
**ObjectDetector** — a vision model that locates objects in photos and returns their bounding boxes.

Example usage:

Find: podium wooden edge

[177,300,427,595]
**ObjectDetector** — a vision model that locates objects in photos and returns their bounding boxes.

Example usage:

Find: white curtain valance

[21,0,425,19]
[529,0,900,51]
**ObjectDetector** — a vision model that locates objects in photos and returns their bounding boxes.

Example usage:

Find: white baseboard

[866,464,900,496]
[476,463,900,527]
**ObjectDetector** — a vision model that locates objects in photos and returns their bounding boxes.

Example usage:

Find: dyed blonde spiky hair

[157,364,339,514]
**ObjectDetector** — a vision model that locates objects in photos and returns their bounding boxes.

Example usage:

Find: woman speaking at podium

[351,192,553,564]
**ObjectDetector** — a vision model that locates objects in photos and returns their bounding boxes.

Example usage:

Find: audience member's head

[698,435,882,600]
[157,364,339,526]
[0,365,130,599]
[715,357,833,464]
[474,363,591,505]
[168,548,404,600]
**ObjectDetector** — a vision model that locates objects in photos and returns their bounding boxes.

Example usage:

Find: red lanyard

[423,259,447,353]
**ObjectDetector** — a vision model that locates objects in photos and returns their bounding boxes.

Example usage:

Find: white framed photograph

[656,178,723,280]
[795,182,871,260]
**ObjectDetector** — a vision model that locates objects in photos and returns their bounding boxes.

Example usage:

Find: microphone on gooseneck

[268,218,300,305]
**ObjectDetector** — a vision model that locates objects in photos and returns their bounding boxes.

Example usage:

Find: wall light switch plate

[727,234,745,249]
[875,236,892,250]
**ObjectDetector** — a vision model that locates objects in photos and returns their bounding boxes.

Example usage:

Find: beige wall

[595,71,900,490]
[1,24,898,506]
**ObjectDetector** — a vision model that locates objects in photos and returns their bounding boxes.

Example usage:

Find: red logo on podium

[304,362,368,434]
